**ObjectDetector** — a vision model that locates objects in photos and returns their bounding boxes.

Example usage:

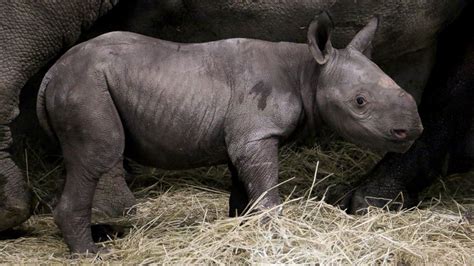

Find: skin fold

[37,14,422,253]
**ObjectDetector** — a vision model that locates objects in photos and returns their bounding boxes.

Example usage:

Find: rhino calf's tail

[36,67,57,141]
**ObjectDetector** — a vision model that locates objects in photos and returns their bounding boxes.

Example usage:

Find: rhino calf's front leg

[227,138,281,216]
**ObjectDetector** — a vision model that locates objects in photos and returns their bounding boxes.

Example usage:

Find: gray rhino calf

[37,13,422,253]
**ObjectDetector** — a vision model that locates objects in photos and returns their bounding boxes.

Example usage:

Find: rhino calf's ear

[307,11,334,65]
[347,17,379,58]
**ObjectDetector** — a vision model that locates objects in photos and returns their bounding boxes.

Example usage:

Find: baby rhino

[37,13,422,253]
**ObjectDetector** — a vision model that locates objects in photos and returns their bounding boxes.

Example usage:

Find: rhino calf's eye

[356,96,366,106]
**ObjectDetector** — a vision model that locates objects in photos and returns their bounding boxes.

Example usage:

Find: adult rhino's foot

[0,123,31,232]
[341,152,422,215]
[92,162,136,221]
[0,149,32,231]
[447,119,474,174]
[348,181,418,215]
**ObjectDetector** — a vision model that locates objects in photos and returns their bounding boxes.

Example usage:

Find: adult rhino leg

[447,118,474,174]
[0,81,32,231]
[92,160,136,220]
[0,150,31,231]
[347,137,444,214]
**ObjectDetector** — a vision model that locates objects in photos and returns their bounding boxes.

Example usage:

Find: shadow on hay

[0,228,29,240]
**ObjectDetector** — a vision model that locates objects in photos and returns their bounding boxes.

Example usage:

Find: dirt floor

[0,136,473,264]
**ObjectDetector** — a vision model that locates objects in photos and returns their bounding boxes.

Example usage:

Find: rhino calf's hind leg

[92,161,136,220]
[53,123,124,252]
[447,118,474,174]
[48,81,126,253]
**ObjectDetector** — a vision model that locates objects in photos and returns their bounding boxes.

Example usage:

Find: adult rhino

[0,0,465,231]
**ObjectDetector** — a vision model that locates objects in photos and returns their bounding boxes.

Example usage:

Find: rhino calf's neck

[37,12,422,253]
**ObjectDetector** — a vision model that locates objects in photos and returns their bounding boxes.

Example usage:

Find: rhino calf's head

[308,13,423,153]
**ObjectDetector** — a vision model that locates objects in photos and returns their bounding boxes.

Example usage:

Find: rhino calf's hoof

[53,203,98,254]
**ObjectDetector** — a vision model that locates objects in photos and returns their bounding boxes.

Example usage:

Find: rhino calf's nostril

[392,129,408,140]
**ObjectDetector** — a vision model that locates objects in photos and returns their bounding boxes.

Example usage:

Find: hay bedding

[1,138,473,264]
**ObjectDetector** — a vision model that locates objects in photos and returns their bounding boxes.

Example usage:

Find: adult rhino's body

[0,0,465,231]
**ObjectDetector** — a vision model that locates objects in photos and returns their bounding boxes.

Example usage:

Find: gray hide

[37,14,421,253]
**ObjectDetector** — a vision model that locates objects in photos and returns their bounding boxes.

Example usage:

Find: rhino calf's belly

[123,124,229,170]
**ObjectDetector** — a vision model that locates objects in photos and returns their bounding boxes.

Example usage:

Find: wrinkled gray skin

[37,14,421,253]
[0,0,464,231]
